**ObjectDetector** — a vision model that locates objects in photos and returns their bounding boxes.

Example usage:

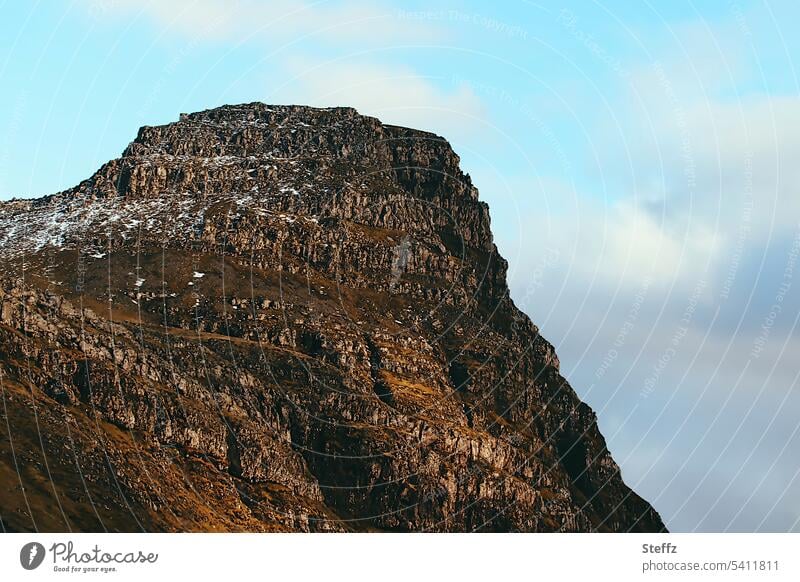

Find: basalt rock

[0,103,665,532]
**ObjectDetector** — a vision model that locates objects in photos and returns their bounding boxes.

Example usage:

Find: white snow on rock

[0,108,356,263]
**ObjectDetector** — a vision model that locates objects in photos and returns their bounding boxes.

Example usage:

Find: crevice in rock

[449,360,473,426]
[448,360,470,393]
[365,336,392,405]
[226,427,243,478]
[73,360,92,401]
[299,329,324,356]
[556,430,591,498]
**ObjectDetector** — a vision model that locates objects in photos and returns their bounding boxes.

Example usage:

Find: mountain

[0,103,665,532]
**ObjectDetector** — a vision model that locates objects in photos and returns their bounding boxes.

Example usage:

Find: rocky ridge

[0,103,665,532]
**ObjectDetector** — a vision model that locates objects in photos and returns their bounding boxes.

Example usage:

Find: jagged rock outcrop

[0,103,665,532]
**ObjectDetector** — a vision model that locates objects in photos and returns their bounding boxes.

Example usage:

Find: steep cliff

[0,103,665,532]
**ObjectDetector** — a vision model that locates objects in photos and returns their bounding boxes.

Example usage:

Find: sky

[2,0,800,532]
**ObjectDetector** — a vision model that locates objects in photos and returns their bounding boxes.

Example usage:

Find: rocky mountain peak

[0,104,665,532]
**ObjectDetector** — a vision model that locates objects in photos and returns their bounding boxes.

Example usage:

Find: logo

[20,542,46,570]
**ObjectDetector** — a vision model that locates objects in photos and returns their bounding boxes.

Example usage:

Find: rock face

[0,104,665,532]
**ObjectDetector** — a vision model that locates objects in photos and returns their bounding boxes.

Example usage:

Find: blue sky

[2,0,800,532]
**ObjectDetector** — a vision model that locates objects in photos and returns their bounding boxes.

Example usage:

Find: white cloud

[87,0,442,45]
[506,194,719,293]
[86,0,479,138]
[626,91,800,238]
[612,33,800,242]
[272,58,486,139]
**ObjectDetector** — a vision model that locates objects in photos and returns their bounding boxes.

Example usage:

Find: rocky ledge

[0,103,665,532]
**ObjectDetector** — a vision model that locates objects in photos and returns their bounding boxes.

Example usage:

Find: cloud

[495,15,800,532]
[85,0,480,139]
[603,19,800,243]
[272,58,486,139]
[86,0,442,45]
[504,193,718,295]
[624,89,800,240]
